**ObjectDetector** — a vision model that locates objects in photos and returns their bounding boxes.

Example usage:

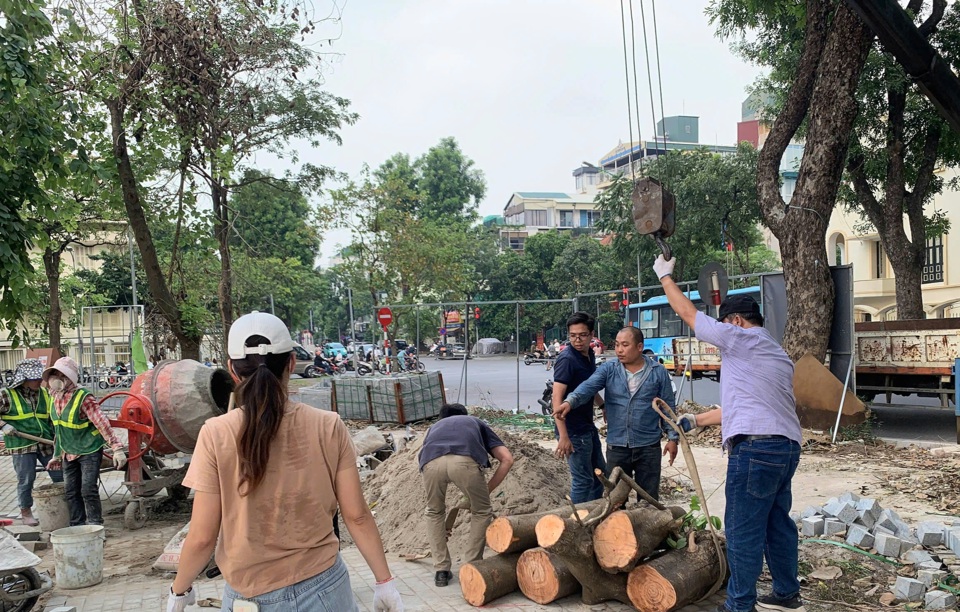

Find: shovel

[631,176,675,260]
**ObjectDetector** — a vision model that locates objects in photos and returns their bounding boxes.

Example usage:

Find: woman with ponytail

[167,312,402,612]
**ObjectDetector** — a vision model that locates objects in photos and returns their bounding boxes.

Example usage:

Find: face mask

[48,377,65,392]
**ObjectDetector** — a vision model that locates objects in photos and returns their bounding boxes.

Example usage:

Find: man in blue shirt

[555,326,678,501]
[551,312,606,503]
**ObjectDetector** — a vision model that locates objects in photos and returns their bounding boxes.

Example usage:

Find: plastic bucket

[34,483,70,532]
[51,525,105,589]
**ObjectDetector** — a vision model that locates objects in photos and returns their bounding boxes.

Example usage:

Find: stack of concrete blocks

[795,492,960,608]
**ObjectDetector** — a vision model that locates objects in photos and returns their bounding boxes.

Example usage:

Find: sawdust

[363,428,571,558]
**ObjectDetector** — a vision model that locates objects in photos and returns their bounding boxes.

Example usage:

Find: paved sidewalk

[39,546,727,611]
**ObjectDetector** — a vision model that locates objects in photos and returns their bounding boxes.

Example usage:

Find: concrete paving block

[801,517,825,537]
[846,524,874,549]
[918,560,944,571]
[18,540,48,552]
[824,518,847,536]
[839,491,860,504]
[918,569,947,588]
[924,590,957,610]
[876,508,901,532]
[823,499,858,524]
[5,525,41,541]
[854,509,876,529]
[902,549,934,564]
[856,497,882,520]
[895,520,917,542]
[873,524,895,537]
[789,511,801,525]
[918,522,945,547]
[947,527,960,555]
[893,576,926,602]
[875,532,903,558]
[801,505,821,519]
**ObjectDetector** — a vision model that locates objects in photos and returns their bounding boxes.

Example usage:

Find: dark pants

[565,429,606,503]
[64,450,104,526]
[605,442,662,502]
[724,437,801,612]
[12,451,63,509]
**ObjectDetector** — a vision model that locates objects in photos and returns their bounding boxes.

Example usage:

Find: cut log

[516,547,580,604]
[486,499,603,554]
[459,553,522,607]
[535,514,632,606]
[593,505,686,572]
[626,536,727,612]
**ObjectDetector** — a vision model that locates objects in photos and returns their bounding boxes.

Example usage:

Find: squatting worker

[654,255,805,612]
[552,311,607,503]
[419,403,514,588]
[0,358,63,526]
[555,326,679,502]
[44,357,126,527]
[167,312,403,612]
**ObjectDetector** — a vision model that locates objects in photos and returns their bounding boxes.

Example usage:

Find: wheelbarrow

[0,522,52,612]
[631,176,675,260]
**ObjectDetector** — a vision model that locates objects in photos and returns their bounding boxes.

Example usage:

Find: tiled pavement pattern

[1,459,728,611]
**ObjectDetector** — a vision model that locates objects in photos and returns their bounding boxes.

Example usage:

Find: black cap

[717,294,761,321]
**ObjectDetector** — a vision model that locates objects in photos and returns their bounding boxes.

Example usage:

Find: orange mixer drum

[125,359,233,454]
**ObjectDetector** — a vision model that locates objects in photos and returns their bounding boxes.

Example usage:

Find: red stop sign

[377,307,393,329]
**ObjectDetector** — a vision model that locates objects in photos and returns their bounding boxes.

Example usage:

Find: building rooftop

[515,191,572,199]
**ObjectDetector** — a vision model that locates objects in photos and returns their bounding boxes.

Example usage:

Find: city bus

[626,286,761,369]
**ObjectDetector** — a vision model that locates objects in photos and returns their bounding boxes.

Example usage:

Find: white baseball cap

[227,312,296,360]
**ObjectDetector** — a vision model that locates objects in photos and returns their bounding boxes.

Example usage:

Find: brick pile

[792,491,960,609]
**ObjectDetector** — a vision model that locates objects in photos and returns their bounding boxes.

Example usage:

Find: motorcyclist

[313,348,334,376]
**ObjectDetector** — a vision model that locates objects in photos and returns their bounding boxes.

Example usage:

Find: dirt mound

[363,428,571,558]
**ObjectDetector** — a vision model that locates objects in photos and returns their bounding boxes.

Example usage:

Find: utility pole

[347,288,357,369]
[127,227,138,375]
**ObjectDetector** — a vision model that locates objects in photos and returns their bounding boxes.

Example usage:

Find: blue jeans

[605,442,661,502]
[724,437,801,612]
[566,428,606,503]
[11,451,63,509]
[222,554,358,612]
[64,450,103,526]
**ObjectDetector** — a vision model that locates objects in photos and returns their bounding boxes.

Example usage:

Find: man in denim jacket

[555,326,678,501]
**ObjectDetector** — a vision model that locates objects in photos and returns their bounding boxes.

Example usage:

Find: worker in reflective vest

[44,357,127,527]
[0,358,63,526]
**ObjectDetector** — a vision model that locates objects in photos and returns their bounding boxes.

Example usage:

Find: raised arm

[654,256,698,329]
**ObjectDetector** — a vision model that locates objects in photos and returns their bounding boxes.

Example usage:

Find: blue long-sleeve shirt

[565,356,678,448]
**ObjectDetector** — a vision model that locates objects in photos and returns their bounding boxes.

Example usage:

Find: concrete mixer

[105,359,233,529]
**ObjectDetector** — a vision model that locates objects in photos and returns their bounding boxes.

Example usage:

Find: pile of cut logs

[459,468,728,612]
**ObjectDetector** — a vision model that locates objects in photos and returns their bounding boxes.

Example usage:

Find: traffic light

[474,307,481,320]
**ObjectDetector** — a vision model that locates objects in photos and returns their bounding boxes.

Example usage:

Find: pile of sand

[363,429,571,557]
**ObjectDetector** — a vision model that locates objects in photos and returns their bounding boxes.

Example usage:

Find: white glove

[166,585,195,612]
[374,577,404,612]
[112,449,127,470]
[0,423,15,436]
[677,413,698,432]
[653,255,676,280]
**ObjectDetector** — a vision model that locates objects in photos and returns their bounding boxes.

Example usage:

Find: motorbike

[0,521,52,612]
[537,381,554,416]
[523,349,551,366]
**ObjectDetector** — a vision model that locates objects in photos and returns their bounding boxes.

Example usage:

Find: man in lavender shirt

[654,255,805,612]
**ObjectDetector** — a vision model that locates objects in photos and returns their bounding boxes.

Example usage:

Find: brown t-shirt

[183,402,356,598]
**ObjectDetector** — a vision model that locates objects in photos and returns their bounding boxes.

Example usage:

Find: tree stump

[535,514,633,606]
[459,553,522,607]
[626,536,727,612]
[516,547,580,604]
[593,505,686,572]
[486,500,603,554]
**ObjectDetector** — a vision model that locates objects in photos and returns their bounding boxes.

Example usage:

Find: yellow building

[823,167,959,322]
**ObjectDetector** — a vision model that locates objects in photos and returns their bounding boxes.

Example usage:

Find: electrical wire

[638,0,660,165]
[650,0,671,190]
[619,0,638,181]
[627,0,645,175]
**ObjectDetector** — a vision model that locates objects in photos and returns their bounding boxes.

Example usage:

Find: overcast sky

[267,1,763,263]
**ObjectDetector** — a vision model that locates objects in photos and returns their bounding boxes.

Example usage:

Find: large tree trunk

[106,99,202,360]
[755,0,873,360]
[592,505,686,573]
[458,553,521,607]
[626,538,727,612]
[535,514,632,606]
[486,500,603,554]
[211,180,234,356]
[42,247,64,355]
[516,547,580,604]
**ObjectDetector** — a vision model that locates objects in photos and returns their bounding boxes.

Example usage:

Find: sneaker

[434,570,453,587]
[756,594,806,612]
[712,607,756,612]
